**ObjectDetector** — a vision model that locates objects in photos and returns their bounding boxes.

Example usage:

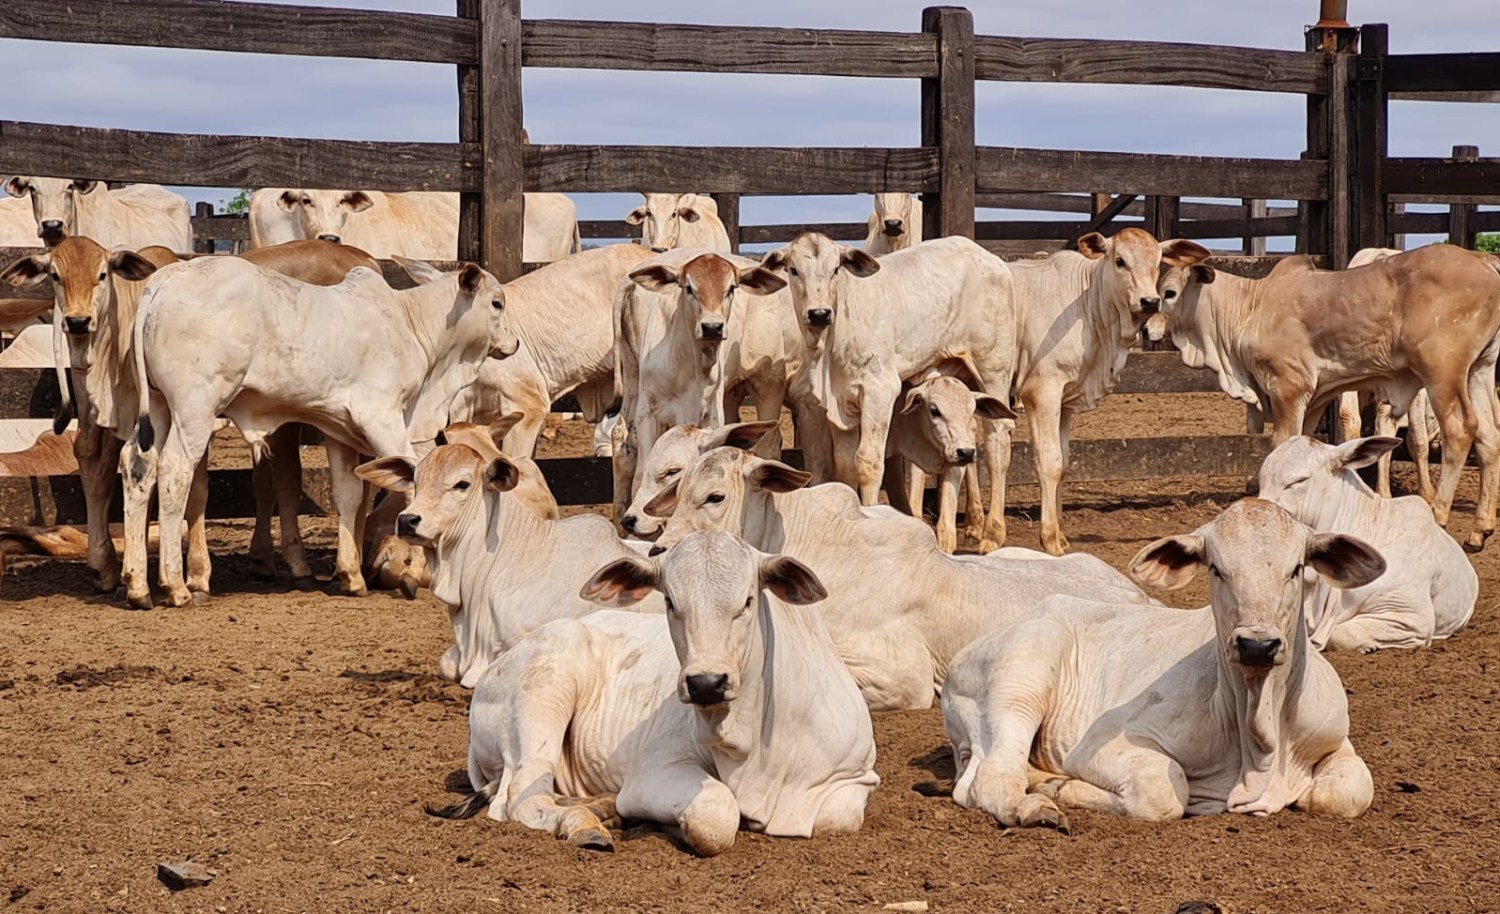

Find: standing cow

[4,177,192,251]
[863,193,923,256]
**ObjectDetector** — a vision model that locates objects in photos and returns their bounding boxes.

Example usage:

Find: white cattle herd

[2,173,1498,856]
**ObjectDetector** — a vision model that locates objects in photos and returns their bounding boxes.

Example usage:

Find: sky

[0,0,1495,248]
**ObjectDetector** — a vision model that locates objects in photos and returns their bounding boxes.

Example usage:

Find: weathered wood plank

[738,223,868,245]
[1391,192,1500,206]
[1388,209,1500,235]
[921,6,976,240]
[578,220,642,240]
[1384,157,1500,198]
[976,192,1298,220]
[711,193,742,255]
[191,214,250,242]
[523,146,940,195]
[973,218,1143,242]
[974,37,1326,94]
[1114,353,1220,395]
[0,121,478,192]
[1352,26,1388,251]
[456,0,483,263]
[521,19,937,78]
[0,0,478,65]
[481,0,525,281]
[976,147,1328,201]
[1385,52,1500,94]
[1173,214,1300,240]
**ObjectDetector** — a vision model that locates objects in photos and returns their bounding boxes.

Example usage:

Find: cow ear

[71,180,99,195]
[629,263,679,293]
[760,249,789,273]
[457,263,486,295]
[749,459,812,494]
[488,411,526,450]
[580,556,660,607]
[760,555,828,606]
[625,206,648,226]
[840,247,880,278]
[707,420,780,452]
[676,205,702,224]
[1076,232,1108,259]
[1130,534,1204,591]
[736,265,786,296]
[1,255,51,289]
[973,393,1016,421]
[4,177,29,197]
[1160,238,1212,269]
[342,191,375,213]
[108,250,160,282]
[1191,264,1217,284]
[1306,533,1386,589]
[277,190,301,212]
[900,387,924,415]
[483,456,521,492]
[1333,436,1401,472]
[354,456,416,493]
[642,478,681,517]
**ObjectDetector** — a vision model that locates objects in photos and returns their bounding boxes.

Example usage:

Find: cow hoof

[189,590,211,606]
[93,571,122,594]
[976,538,1001,555]
[566,828,614,853]
[125,592,154,611]
[292,576,318,592]
[912,779,954,798]
[398,574,421,600]
[249,563,277,583]
[1464,531,1491,553]
[165,589,194,609]
[1016,795,1069,834]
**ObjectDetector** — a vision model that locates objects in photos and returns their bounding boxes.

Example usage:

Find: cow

[761,234,1017,551]
[617,420,780,540]
[641,446,1155,711]
[863,193,923,256]
[430,530,879,857]
[1156,244,1500,550]
[1,194,38,247]
[356,429,655,685]
[3,178,192,251]
[1258,436,1476,653]
[1007,230,1212,554]
[941,498,1382,831]
[122,255,517,609]
[625,193,731,253]
[884,375,1015,554]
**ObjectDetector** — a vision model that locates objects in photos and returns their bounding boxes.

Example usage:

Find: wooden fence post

[1241,198,1267,255]
[711,193,741,254]
[1448,144,1479,248]
[456,0,482,263]
[920,6,975,241]
[458,0,524,279]
[193,201,214,255]
[1301,23,1355,265]
[1352,23,1388,253]
[1144,195,1178,240]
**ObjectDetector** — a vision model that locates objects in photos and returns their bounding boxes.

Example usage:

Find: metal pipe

[1315,0,1349,29]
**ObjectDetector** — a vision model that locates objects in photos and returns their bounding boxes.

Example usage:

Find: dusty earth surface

[3,390,1498,914]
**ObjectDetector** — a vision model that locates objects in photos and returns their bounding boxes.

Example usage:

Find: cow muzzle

[621,513,661,539]
[63,315,93,336]
[699,320,725,341]
[396,512,426,542]
[953,447,976,466]
[1231,631,1285,668]
[38,220,65,243]
[1139,296,1162,315]
[683,671,733,706]
[490,337,520,360]
[806,308,832,327]
[316,233,342,244]
[882,219,904,237]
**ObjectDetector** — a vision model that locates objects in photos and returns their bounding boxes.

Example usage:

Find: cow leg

[854,383,899,506]
[272,425,313,583]
[1023,386,1069,555]
[1245,403,1266,435]
[75,422,122,593]
[1298,739,1373,818]
[884,458,917,516]
[1039,742,1189,822]
[787,379,833,483]
[323,441,370,596]
[1373,401,1396,498]
[249,447,277,580]
[1268,383,1312,445]
[1427,381,1476,530]
[498,379,550,458]
[1325,591,1434,653]
[184,453,212,597]
[1465,363,1500,551]
[617,763,740,858]
[830,427,860,492]
[1337,391,1363,442]
[934,465,962,554]
[1409,393,1436,503]
[961,461,984,546]
[119,410,163,610]
[977,417,1013,553]
[155,418,214,609]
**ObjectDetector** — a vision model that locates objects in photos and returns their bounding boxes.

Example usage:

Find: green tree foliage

[221,188,252,215]
[1478,233,1500,254]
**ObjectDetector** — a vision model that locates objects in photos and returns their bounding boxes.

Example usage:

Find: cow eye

[49,271,60,282]
[743,596,753,610]
[684,285,695,298]
[1291,563,1305,581]
[1286,476,1309,488]
[1208,564,1222,579]
[664,598,677,615]
[1163,289,1177,300]
[491,298,503,310]
[1114,257,1126,268]
[788,267,799,278]
[705,493,725,505]
[726,283,737,295]
[929,405,941,418]
[657,468,681,484]
[453,480,471,491]
[97,271,107,282]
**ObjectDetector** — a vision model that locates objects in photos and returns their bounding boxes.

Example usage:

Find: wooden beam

[455,0,482,263]
[523,146,940,195]
[975,219,1145,242]
[711,193,741,254]
[973,37,1326,95]
[975,193,1299,220]
[0,0,479,64]
[1352,24,1389,251]
[1174,213,1300,240]
[480,0,525,281]
[1388,209,1500,234]
[0,121,476,192]
[1447,145,1481,248]
[1384,52,1500,94]
[1074,194,1139,240]
[192,202,215,256]
[190,213,249,242]
[921,6,976,240]
[1326,31,1356,266]
[1241,199,1268,255]
[1144,195,1179,241]
[577,220,642,240]
[976,147,1327,200]
[738,223,868,245]
[1385,157,1500,198]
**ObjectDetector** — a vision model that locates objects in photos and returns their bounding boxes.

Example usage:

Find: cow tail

[572,218,582,255]
[49,311,74,436]
[131,285,155,453]
[424,779,499,820]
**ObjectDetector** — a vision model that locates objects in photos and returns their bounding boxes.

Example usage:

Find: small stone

[1174,903,1223,914]
[884,904,929,913]
[156,861,215,891]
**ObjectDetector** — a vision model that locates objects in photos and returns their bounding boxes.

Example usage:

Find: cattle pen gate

[0,0,1496,524]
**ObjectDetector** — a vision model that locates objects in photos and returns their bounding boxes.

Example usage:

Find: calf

[942,499,1381,830]
[4,177,191,251]
[618,420,779,540]
[431,531,879,857]
[863,193,923,256]
[625,193,731,253]
[1258,436,1476,652]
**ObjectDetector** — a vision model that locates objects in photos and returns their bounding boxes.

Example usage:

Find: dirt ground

[4,391,1500,914]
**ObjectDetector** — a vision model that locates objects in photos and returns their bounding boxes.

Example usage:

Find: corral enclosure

[2,2,1500,912]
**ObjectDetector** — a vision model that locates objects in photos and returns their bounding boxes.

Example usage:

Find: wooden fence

[0,1,1496,524]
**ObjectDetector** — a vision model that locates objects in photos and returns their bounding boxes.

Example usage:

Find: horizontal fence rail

[974,37,1328,94]
[976,148,1329,200]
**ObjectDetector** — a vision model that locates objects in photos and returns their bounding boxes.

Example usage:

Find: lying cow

[356,428,660,686]
[4,177,191,251]
[1258,436,1476,652]
[762,234,1017,551]
[123,255,516,608]
[942,498,1381,831]
[618,420,780,540]
[643,446,1154,711]
[864,193,923,256]
[430,531,879,857]
[625,193,731,253]
[1156,244,1500,550]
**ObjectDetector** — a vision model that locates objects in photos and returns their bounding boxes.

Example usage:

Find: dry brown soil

[4,391,1498,914]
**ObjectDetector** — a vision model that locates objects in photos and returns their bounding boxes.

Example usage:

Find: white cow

[1258,435,1476,652]
[430,531,879,857]
[1008,230,1211,554]
[122,256,517,609]
[356,435,662,687]
[625,193,731,253]
[643,446,1155,711]
[0,194,38,247]
[943,498,1381,830]
[618,420,780,539]
[247,189,459,259]
[761,234,1017,551]
[884,375,1014,554]
[3,178,192,251]
[864,193,923,255]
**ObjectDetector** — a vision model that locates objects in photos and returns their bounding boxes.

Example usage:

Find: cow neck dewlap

[696,597,771,757]
[400,280,486,443]
[1219,608,1315,815]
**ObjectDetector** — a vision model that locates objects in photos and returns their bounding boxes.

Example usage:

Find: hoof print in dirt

[157,861,215,891]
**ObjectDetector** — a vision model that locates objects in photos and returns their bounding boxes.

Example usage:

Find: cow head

[760,232,880,332]
[356,441,520,549]
[276,189,375,244]
[5,176,100,245]
[873,193,918,239]
[581,530,826,707]
[644,447,811,556]
[900,376,1014,467]
[1155,257,1218,350]
[0,237,166,338]
[628,253,785,342]
[620,420,780,539]
[625,193,718,253]
[1130,498,1384,672]
[395,257,520,361]
[1077,228,1210,327]
[1256,435,1402,525]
